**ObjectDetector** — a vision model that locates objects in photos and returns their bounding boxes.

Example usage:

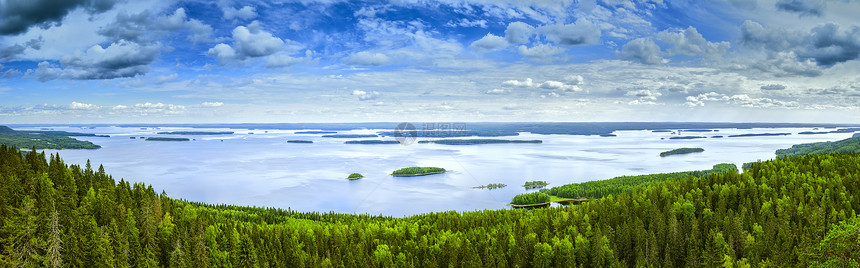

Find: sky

[0,0,859,123]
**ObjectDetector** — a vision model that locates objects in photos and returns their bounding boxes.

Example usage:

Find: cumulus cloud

[502,78,580,92]
[70,101,99,110]
[504,21,534,44]
[0,37,43,61]
[485,88,509,94]
[207,21,291,65]
[684,92,798,108]
[32,41,160,81]
[517,43,564,59]
[619,38,663,64]
[342,51,391,66]
[775,0,825,17]
[98,8,216,43]
[352,90,380,101]
[739,20,860,76]
[538,19,601,46]
[470,33,508,52]
[0,0,117,35]
[657,27,730,60]
[223,6,258,20]
[760,84,787,90]
[502,78,535,87]
[202,102,224,107]
[539,80,581,92]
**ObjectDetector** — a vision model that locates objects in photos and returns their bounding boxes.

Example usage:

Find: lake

[21,124,857,217]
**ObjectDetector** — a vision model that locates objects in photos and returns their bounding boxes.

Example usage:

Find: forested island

[472,183,507,189]
[523,180,549,189]
[509,192,551,206]
[344,140,400,144]
[0,125,101,149]
[346,173,364,180]
[776,136,860,158]
[286,140,313,144]
[295,131,337,134]
[1,139,860,266]
[728,133,791,137]
[669,136,706,139]
[659,147,704,157]
[321,134,378,138]
[391,167,446,177]
[417,139,542,145]
[145,137,190,141]
[156,131,234,135]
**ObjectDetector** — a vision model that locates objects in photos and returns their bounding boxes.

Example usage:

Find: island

[798,131,830,135]
[523,180,549,189]
[156,131,234,135]
[295,131,337,134]
[711,136,723,138]
[0,126,101,149]
[287,140,313,143]
[346,173,364,180]
[776,136,860,158]
[682,129,714,132]
[417,139,542,145]
[391,167,446,177]
[321,134,379,138]
[472,183,507,189]
[660,147,705,157]
[345,140,400,144]
[669,136,707,140]
[145,137,190,141]
[509,192,552,208]
[728,133,791,137]
[599,134,617,137]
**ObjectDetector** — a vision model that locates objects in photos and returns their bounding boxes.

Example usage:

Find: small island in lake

[660,147,704,157]
[728,133,790,137]
[669,136,707,140]
[295,131,337,134]
[322,134,379,138]
[523,180,549,189]
[287,140,313,143]
[417,139,542,145]
[345,140,399,144]
[473,183,507,189]
[346,173,364,180]
[145,137,190,141]
[156,131,234,135]
[391,167,446,177]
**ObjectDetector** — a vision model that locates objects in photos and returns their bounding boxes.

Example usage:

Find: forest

[0,126,101,150]
[3,140,860,266]
[776,136,860,158]
[390,167,446,177]
[346,173,363,180]
[659,148,704,157]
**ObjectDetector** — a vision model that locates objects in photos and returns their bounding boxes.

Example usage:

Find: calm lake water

[21,125,857,217]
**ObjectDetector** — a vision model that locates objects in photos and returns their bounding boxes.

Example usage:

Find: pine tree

[3,196,46,268]
[45,205,63,268]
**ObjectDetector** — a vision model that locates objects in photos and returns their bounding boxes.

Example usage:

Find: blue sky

[0,0,859,123]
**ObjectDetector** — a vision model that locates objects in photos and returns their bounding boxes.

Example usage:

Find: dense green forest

[473,183,506,189]
[542,163,737,200]
[660,148,704,157]
[776,136,860,158]
[0,126,101,150]
[510,192,551,206]
[390,167,446,177]
[523,181,549,189]
[0,144,859,266]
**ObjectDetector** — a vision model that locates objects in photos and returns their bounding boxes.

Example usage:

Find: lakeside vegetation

[156,131,234,135]
[776,136,860,158]
[145,137,190,141]
[344,140,399,144]
[0,126,101,149]
[346,173,364,180]
[321,134,378,138]
[659,147,704,157]
[472,183,507,189]
[523,180,549,189]
[391,167,446,177]
[286,140,313,144]
[418,139,542,145]
[1,139,860,266]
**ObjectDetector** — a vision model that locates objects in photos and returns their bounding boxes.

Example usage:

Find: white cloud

[352,90,380,101]
[202,102,224,107]
[342,51,391,66]
[504,21,534,44]
[517,43,564,59]
[31,41,160,81]
[657,26,730,60]
[538,19,601,46]
[485,88,510,94]
[502,78,535,87]
[619,38,663,65]
[207,21,293,65]
[70,101,99,110]
[470,33,508,52]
